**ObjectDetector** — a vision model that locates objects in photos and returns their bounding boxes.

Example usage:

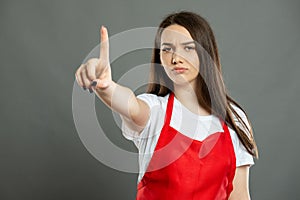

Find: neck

[173,83,198,105]
[173,82,211,116]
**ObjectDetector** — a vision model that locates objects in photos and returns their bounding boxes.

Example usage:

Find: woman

[75,11,258,200]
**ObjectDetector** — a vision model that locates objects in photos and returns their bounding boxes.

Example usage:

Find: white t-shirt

[121,93,254,183]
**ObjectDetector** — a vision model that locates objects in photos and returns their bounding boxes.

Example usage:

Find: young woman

[75,11,258,200]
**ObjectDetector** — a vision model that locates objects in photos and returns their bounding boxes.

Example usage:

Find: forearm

[93,81,140,122]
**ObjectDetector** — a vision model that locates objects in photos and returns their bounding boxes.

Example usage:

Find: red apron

[136,93,236,200]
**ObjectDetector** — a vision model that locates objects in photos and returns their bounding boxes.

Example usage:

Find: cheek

[187,54,200,71]
[192,58,200,71]
[160,54,164,65]
[160,55,170,67]
[160,57,173,75]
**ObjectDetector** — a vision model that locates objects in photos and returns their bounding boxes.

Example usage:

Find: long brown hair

[147,11,258,158]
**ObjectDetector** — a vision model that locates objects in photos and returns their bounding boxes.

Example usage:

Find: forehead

[160,24,193,43]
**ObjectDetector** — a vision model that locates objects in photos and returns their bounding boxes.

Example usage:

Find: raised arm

[75,26,149,133]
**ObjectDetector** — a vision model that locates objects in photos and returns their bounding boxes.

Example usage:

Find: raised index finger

[99,26,109,63]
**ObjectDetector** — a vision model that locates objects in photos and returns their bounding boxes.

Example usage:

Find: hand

[75,26,112,93]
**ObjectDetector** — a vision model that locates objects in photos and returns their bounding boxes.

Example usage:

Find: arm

[94,81,149,133]
[228,165,251,200]
[75,26,149,133]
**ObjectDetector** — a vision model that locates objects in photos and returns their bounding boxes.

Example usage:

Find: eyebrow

[161,41,195,46]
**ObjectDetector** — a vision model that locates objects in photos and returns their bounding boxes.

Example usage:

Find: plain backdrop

[1,0,300,199]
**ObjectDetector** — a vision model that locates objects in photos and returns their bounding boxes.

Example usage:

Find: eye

[161,47,172,53]
[184,46,195,51]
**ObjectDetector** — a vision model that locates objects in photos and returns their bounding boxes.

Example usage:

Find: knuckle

[86,71,95,80]
[83,79,89,85]
[75,76,83,86]
[76,70,81,77]
[80,68,86,75]
[83,71,93,82]
[76,66,82,75]
[82,76,89,86]
[87,58,98,65]
[80,64,85,70]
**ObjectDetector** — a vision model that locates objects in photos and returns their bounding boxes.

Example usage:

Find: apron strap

[164,92,174,125]
[220,117,230,135]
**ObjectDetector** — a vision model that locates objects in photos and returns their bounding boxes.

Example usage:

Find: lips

[172,66,188,73]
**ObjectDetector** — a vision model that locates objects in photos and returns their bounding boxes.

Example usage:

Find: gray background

[1,0,299,199]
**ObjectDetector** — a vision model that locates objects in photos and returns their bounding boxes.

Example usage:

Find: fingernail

[88,88,93,93]
[91,81,97,87]
[83,86,87,90]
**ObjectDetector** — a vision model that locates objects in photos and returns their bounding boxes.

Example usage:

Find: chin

[172,77,194,87]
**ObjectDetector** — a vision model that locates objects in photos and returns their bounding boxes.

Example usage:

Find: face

[160,24,200,88]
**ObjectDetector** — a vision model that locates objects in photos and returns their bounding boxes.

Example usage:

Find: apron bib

[136,93,236,200]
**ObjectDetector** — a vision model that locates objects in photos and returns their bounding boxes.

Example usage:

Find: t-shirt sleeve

[230,104,255,167]
[121,93,162,144]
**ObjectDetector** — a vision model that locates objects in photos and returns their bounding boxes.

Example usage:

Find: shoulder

[121,93,168,143]
[228,127,255,167]
[228,103,254,166]
[137,93,169,108]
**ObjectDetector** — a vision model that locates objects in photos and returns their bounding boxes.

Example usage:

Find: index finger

[99,26,109,63]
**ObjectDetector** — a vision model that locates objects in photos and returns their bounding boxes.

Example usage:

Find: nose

[171,52,183,64]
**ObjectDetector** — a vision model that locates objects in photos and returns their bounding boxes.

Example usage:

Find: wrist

[94,80,116,96]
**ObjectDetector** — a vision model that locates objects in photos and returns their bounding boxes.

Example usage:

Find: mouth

[172,67,188,73]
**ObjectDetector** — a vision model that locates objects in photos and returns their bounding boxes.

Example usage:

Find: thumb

[91,79,110,89]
